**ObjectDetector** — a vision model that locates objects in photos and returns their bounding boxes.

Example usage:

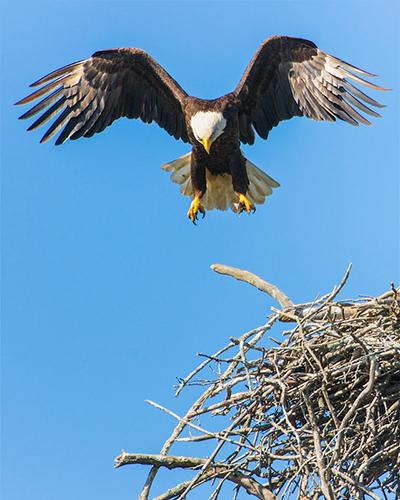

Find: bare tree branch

[115,452,278,500]
[210,264,294,309]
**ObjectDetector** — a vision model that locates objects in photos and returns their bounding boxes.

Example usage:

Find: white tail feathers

[161,151,280,213]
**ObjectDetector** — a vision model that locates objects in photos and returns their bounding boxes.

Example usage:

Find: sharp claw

[187,196,205,224]
[236,193,255,216]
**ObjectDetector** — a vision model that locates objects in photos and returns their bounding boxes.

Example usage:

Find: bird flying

[16,36,387,223]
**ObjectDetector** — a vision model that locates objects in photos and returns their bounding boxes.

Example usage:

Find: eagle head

[190,111,227,153]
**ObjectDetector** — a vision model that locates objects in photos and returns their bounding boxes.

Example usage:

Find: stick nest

[116,267,400,500]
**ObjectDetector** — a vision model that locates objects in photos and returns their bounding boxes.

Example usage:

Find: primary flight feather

[16,36,387,223]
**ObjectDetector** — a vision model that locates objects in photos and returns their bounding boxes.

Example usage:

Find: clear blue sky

[2,1,399,499]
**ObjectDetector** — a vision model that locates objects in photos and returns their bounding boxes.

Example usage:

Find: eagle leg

[187,196,206,224]
[236,193,255,215]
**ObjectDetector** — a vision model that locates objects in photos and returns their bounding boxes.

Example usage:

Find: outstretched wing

[16,48,189,145]
[235,36,388,145]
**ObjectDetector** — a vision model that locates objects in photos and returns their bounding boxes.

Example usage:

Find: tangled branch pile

[115,265,400,500]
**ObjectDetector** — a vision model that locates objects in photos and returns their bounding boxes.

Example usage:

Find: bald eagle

[16,36,387,223]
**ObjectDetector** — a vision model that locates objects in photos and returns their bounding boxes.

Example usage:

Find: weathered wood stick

[211,264,294,309]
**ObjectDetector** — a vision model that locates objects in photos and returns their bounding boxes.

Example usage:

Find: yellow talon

[237,193,255,215]
[187,196,205,224]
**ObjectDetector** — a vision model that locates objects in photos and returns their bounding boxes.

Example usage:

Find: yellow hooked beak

[201,137,211,154]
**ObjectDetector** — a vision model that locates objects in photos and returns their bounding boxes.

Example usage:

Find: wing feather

[235,36,388,144]
[20,88,65,121]
[16,48,189,144]
[74,87,122,140]
[26,96,67,131]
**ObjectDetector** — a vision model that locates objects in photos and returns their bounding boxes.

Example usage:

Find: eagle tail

[161,151,280,213]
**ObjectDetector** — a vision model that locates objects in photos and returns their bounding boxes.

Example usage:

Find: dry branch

[115,452,278,500]
[116,267,400,500]
[211,264,294,309]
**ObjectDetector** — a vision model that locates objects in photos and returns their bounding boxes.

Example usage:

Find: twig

[146,399,258,453]
[332,356,377,464]
[331,468,382,500]
[176,318,278,396]
[302,390,335,500]
[177,401,260,499]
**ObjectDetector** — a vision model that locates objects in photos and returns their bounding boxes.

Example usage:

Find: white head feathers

[190,111,227,152]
